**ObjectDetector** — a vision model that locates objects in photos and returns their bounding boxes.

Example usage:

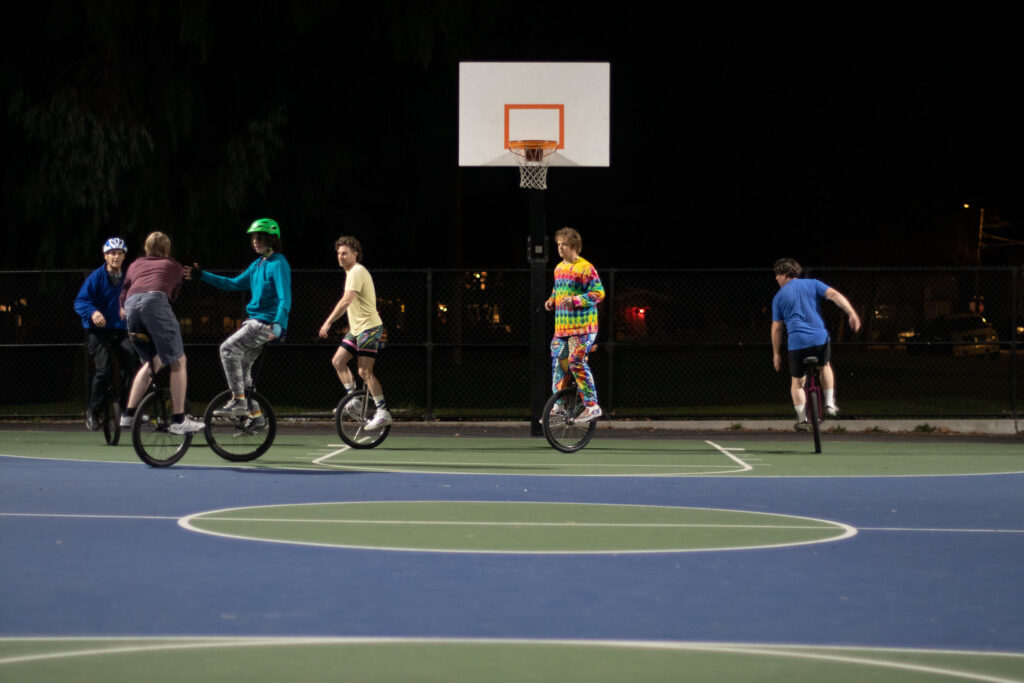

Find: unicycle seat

[128,328,156,355]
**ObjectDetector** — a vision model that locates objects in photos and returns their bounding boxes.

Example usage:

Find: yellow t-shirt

[344,263,383,335]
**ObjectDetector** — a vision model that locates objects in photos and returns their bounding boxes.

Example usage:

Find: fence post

[1012,266,1019,420]
[425,269,433,420]
[605,268,615,414]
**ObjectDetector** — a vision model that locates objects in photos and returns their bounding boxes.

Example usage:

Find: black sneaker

[85,410,100,431]
[234,414,267,436]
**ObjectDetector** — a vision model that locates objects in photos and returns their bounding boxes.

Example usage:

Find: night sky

[3,2,1022,270]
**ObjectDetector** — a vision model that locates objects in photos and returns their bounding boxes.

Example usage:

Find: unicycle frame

[802,355,824,454]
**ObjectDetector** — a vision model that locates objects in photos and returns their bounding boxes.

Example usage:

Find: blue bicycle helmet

[103,237,127,254]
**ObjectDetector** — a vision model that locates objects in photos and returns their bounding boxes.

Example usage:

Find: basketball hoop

[509,140,558,190]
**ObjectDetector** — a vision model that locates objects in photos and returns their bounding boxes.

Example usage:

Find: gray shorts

[125,291,185,366]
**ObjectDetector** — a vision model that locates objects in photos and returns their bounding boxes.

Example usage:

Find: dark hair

[253,232,281,252]
[773,258,802,278]
[334,235,363,262]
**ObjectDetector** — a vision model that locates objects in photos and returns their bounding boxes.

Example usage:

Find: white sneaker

[575,405,602,423]
[365,409,393,430]
[119,414,134,428]
[169,415,205,435]
[550,403,565,415]
[826,404,839,416]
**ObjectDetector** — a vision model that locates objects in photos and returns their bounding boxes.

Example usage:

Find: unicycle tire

[335,389,390,449]
[809,391,822,454]
[203,389,277,462]
[542,387,597,453]
[102,395,121,446]
[132,390,192,467]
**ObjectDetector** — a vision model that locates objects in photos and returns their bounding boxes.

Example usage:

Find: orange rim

[508,139,559,157]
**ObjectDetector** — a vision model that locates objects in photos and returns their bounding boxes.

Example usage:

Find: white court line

[5,513,1015,536]
[861,526,1024,534]
[312,444,749,476]
[178,501,858,554]
[1,637,1021,682]
[315,447,745,472]
[312,445,351,465]
[193,517,837,530]
[705,440,753,472]
[319,460,737,469]
[0,513,178,520]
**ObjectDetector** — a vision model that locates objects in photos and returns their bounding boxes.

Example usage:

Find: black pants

[86,329,139,414]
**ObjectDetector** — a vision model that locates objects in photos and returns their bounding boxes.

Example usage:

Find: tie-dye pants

[550,333,598,406]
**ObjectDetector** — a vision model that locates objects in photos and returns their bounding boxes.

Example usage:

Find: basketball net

[509,140,558,190]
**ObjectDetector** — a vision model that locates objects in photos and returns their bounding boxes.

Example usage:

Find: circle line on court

[178,501,857,554]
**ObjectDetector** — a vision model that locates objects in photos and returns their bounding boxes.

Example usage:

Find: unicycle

[99,376,122,446]
[129,332,195,467]
[802,355,824,454]
[335,388,390,449]
[203,343,278,462]
[542,387,597,453]
[84,333,135,446]
[542,350,598,453]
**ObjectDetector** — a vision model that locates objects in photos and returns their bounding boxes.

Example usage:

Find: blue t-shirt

[771,278,830,351]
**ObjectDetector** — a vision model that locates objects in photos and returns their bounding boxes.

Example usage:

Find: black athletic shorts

[788,341,830,378]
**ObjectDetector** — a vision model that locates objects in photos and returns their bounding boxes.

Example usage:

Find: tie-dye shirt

[547,257,605,337]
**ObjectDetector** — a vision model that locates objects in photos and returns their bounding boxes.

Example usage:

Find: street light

[964,204,985,264]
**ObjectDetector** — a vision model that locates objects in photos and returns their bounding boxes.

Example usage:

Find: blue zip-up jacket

[74,265,127,330]
[198,253,292,331]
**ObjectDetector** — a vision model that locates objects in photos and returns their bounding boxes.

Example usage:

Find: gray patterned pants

[220,319,274,396]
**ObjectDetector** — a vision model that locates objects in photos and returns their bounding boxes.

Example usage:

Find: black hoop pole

[528,188,548,436]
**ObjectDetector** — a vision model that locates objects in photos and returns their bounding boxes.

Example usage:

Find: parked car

[904,314,1000,357]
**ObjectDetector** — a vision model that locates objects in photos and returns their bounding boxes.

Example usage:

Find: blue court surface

[1,425,1022,681]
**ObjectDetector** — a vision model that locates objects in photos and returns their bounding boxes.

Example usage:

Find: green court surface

[2,639,1022,683]
[180,501,855,553]
[0,428,1022,477]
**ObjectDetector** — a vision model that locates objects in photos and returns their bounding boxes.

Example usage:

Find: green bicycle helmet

[247,218,280,237]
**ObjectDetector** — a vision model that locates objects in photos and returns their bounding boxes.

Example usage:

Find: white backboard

[459,62,610,167]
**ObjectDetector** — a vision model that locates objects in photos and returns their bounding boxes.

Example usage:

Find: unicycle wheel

[335,389,390,449]
[203,389,277,462]
[102,395,121,446]
[132,391,192,467]
[542,387,597,453]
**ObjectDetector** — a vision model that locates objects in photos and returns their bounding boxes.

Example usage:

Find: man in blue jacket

[73,238,139,430]
[186,219,291,427]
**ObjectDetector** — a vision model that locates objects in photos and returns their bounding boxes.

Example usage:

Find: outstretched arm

[186,262,252,291]
[825,288,862,333]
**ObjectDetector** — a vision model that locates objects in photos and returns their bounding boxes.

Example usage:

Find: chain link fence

[1,267,1020,420]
